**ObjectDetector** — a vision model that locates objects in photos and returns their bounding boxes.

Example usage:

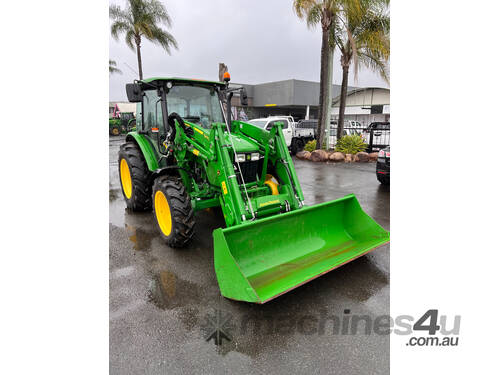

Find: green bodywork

[124,77,390,303]
[109,112,136,135]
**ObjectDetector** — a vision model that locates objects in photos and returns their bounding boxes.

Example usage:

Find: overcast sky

[109,0,389,101]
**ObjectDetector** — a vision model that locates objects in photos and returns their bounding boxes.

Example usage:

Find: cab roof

[140,77,226,87]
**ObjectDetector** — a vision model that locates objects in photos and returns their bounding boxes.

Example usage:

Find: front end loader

[118,75,389,304]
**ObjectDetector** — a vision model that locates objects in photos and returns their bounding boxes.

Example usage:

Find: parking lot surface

[109,135,390,374]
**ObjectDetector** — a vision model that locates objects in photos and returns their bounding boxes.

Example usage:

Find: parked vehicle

[248,116,315,154]
[376,146,390,185]
[363,122,390,151]
[329,125,361,148]
[119,112,136,133]
[109,118,121,136]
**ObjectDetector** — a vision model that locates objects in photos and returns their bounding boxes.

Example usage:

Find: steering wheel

[167,112,194,141]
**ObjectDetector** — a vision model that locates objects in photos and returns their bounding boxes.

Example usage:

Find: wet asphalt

[109,135,390,374]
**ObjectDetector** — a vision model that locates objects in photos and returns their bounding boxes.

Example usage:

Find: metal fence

[365,126,390,152]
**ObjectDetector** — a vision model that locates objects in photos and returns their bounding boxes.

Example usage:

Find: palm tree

[109,0,178,80]
[334,0,389,139]
[294,0,340,150]
[109,59,122,74]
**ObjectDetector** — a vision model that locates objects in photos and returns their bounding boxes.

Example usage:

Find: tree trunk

[135,35,143,80]
[324,47,334,150]
[337,64,349,139]
[316,27,330,150]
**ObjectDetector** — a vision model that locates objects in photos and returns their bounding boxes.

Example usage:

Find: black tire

[290,139,298,155]
[152,176,195,248]
[296,138,305,152]
[377,174,390,185]
[118,141,152,211]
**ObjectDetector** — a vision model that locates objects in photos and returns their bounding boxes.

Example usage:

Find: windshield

[248,120,268,129]
[167,85,224,129]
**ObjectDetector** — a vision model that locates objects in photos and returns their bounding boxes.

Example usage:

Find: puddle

[125,224,154,251]
[148,270,202,310]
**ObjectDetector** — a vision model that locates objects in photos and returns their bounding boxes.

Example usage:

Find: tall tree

[294,0,339,150]
[334,0,389,139]
[109,0,178,80]
[109,59,122,74]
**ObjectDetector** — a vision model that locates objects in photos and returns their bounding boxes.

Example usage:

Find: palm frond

[147,25,178,53]
[336,0,390,82]
[110,20,131,42]
[109,60,122,74]
[109,0,179,55]
[125,29,136,51]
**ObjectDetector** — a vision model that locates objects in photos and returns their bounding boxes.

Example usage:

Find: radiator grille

[236,160,261,184]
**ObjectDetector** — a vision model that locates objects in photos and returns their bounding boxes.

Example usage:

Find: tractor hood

[224,133,259,153]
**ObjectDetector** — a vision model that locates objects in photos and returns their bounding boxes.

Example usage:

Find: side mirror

[240,87,248,106]
[126,83,142,103]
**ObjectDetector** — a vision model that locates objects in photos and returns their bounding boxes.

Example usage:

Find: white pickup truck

[247,116,315,154]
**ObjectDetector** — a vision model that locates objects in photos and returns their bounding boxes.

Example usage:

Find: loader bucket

[213,194,389,303]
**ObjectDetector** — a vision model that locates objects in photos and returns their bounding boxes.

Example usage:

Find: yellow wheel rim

[112,128,119,135]
[120,159,132,199]
[155,190,172,236]
[264,174,279,195]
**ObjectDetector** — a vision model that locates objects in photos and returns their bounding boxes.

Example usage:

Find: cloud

[109,0,389,101]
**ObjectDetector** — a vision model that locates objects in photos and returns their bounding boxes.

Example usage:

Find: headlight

[251,152,260,161]
[236,153,246,162]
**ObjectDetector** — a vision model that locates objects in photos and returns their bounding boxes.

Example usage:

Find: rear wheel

[111,126,120,136]
[290,139,298,155]
[153,176,195,248]
[377,173,389,185]
[118,142,152,211]
[296,138,305,152]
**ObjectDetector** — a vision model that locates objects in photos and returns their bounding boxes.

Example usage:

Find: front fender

[125,132,159,171]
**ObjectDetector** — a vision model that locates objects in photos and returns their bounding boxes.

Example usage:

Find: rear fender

[125,132,159,172]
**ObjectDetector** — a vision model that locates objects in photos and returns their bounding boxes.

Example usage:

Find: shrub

[335,134,367,154]
[304,140,316,152]
[304,139,328,152]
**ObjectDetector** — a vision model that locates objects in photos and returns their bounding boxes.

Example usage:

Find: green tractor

[119,112,136,133]
[109,105,136,136]
[109,118,121,136]
[118,75,389,303]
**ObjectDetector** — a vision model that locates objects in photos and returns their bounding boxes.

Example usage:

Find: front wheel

[153,176,195,248]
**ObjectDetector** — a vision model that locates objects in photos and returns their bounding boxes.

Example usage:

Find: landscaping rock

[296,151,309,160]
[310,149,329,162]
[345,154,352,163]
[356,152,370,162]
[329,152,345,162]
[369,152,378,161]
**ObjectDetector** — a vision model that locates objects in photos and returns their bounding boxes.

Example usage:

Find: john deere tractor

[118,75,389,303]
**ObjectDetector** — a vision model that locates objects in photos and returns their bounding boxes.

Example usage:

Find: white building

[331,87,390,127]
